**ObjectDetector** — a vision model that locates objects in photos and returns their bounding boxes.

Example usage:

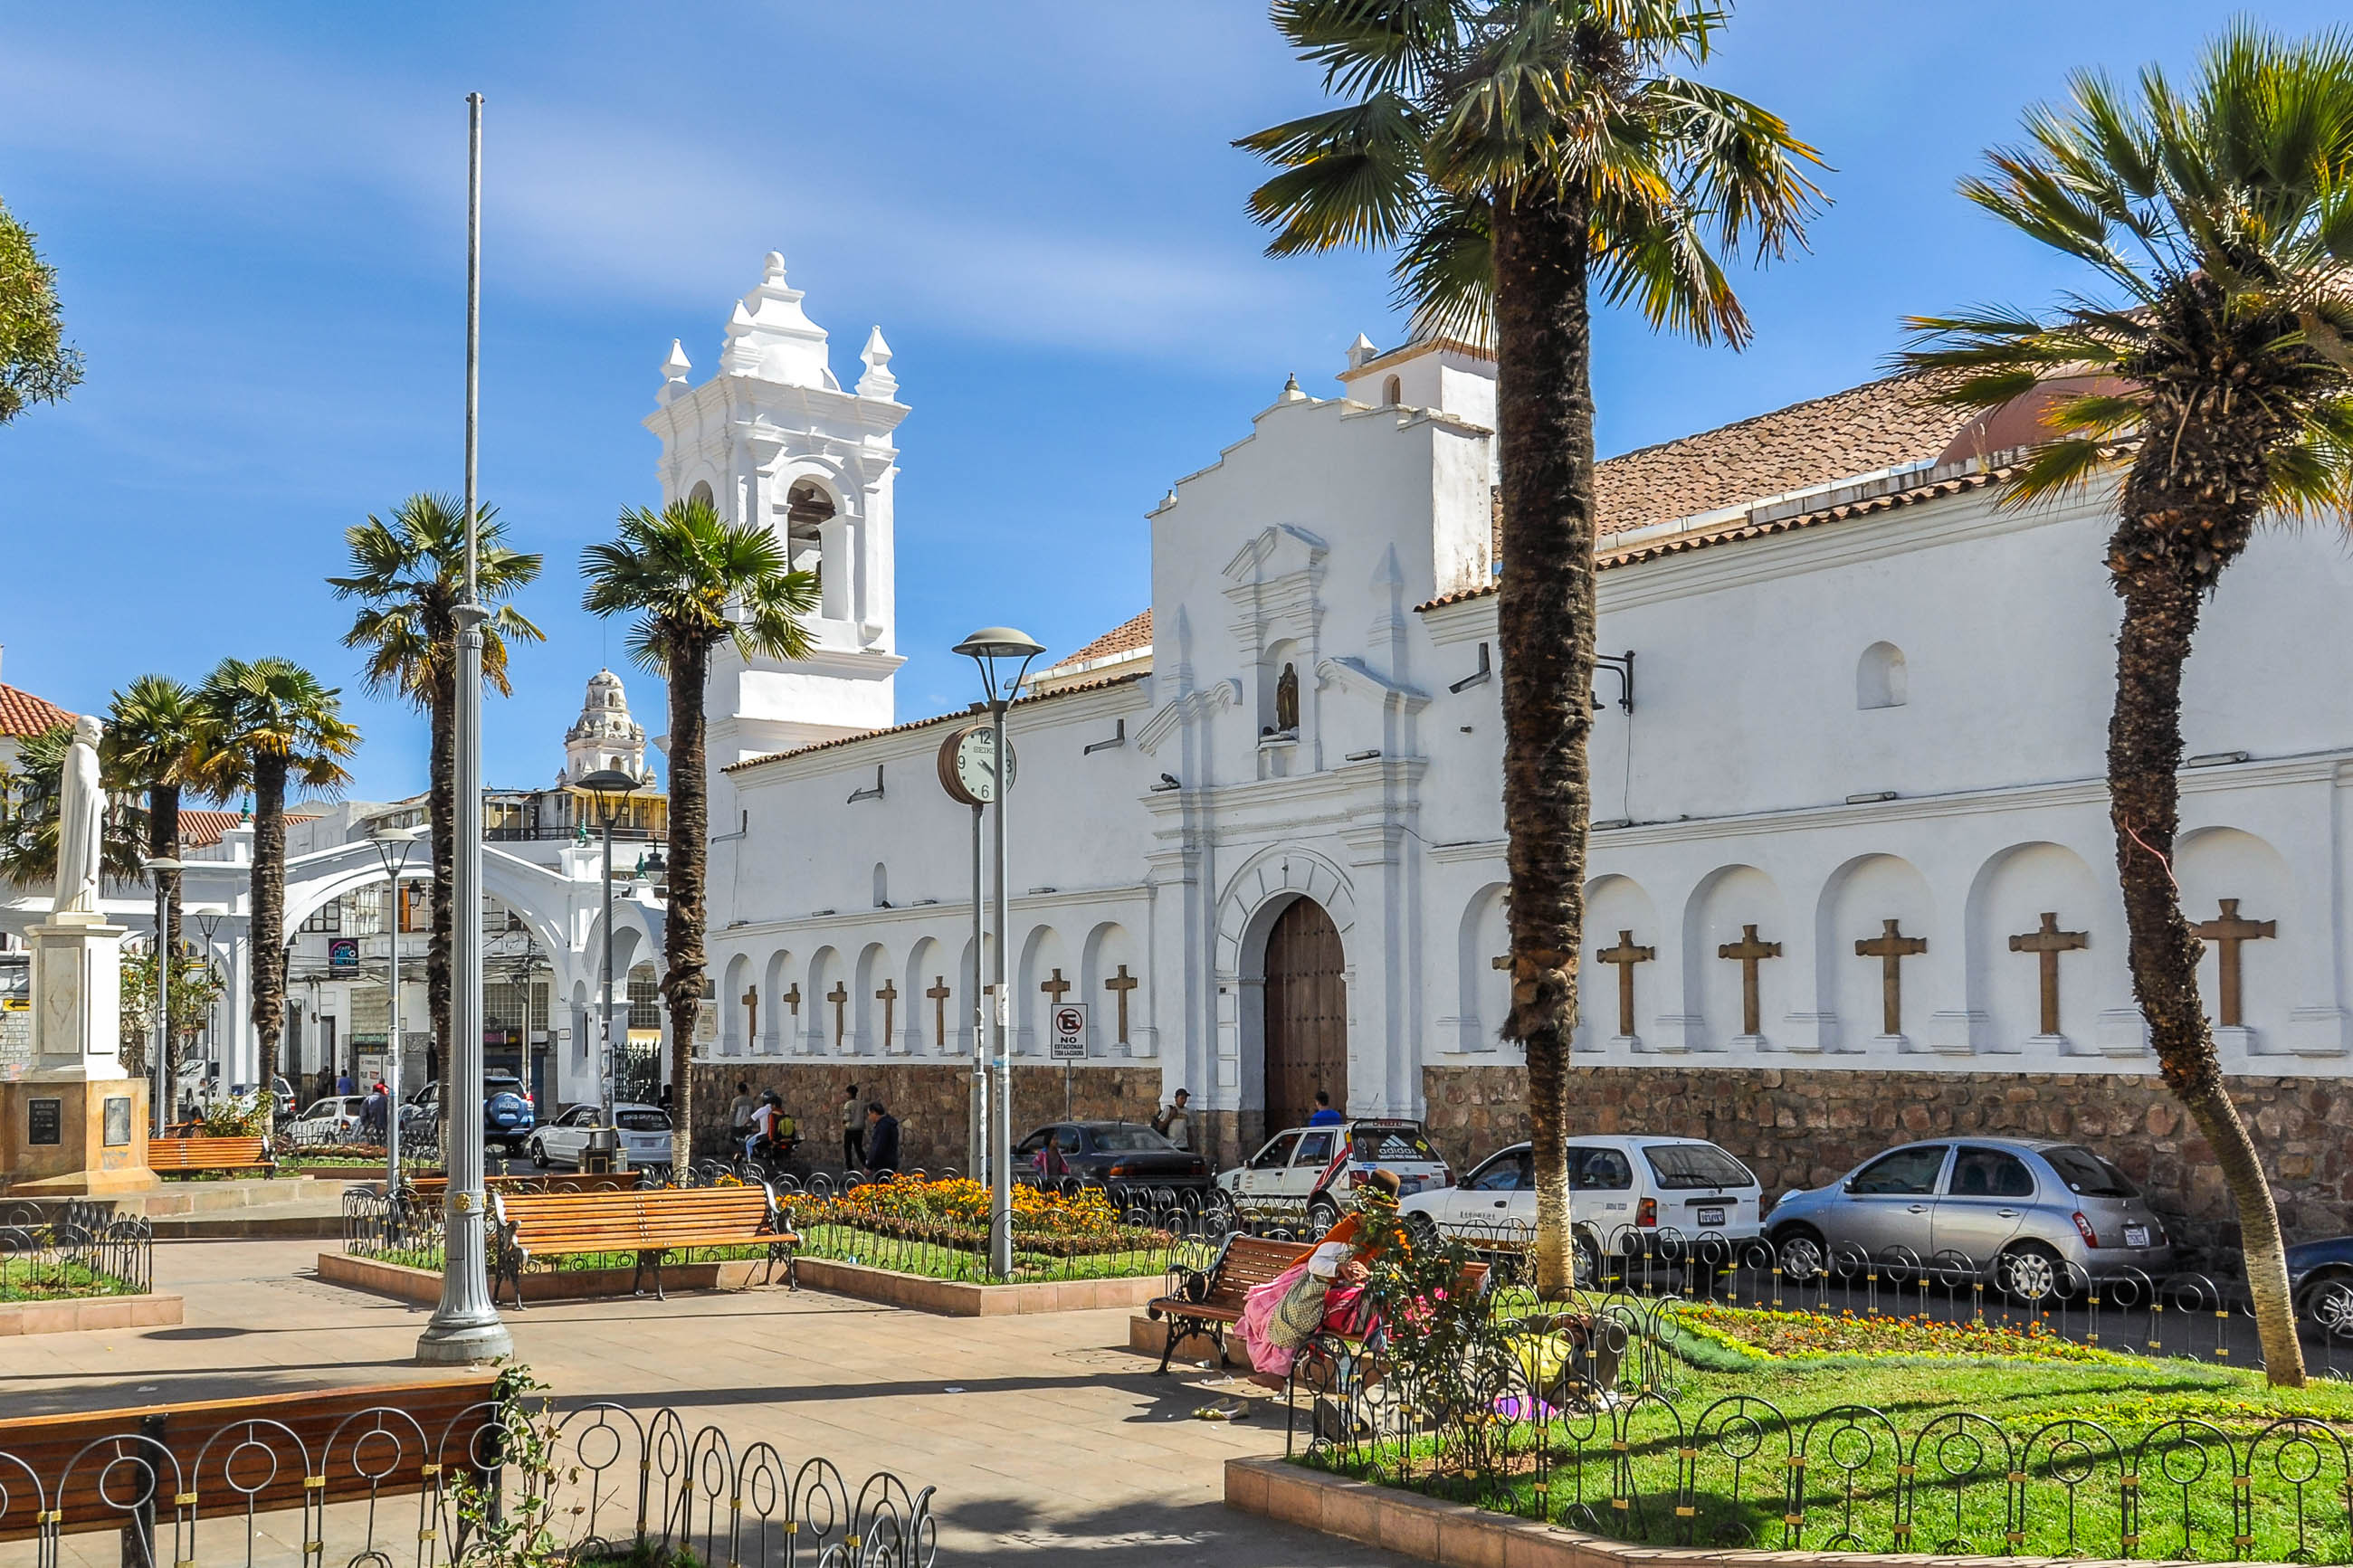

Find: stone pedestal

[0,914,158,1195]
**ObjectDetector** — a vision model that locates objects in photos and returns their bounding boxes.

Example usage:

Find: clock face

[952,726,1015,803]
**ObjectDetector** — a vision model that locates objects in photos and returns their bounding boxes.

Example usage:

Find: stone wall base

[686,1061,1169,1170]
[1423,1063,2353,1250]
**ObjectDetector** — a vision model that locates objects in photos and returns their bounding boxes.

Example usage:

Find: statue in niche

[1274,661,1299,733]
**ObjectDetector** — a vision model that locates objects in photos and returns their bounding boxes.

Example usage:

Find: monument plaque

[102,1096,132,1146]
[28,1098,62,1145]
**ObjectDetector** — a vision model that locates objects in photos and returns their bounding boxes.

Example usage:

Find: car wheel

[1306,1194,1341,1235]
[1996,1241,2065,1305]
[2302,1275,2353,1338]
[1574,1230,1605,1291]
[1773,1225,1827,1283]
[529,1137,548,1170]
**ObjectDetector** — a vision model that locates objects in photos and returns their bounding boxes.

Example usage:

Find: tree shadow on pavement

[937,1492,1417,1567]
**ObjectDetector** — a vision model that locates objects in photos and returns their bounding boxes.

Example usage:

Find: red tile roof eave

[1414,467,2011,613]
[720,671,1148,776]
[0,684,76,739]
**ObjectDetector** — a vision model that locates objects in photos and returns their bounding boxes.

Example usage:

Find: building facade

[677,259,2353,1241]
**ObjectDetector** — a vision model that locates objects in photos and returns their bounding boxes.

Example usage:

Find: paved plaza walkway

[2,1238,1414,1567]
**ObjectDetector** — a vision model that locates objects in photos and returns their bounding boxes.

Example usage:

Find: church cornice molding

[1143,757,1426,838]
[1586,746,2351,851]
[1314,656,1430,715]
[1137,678,1241,756]
[713,882,1151,946]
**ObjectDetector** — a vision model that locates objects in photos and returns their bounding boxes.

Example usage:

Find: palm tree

[1240,0,1822,1296]
[189,658,360,1111]
[329,494,544,1089]
[1901,25,2353,1387]
[0,720,148,895]
[581,494,817,1167]
[103,675,203,1080]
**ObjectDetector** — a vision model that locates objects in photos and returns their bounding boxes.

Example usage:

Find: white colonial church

[672,254,2353,1204]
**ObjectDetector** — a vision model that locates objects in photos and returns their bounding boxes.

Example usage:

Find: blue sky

[2,0,2339,801]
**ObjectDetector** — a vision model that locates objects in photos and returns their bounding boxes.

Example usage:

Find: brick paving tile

[0,1239,1418,1566]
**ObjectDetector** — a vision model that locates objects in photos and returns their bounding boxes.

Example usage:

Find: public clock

[937,722,1017,806]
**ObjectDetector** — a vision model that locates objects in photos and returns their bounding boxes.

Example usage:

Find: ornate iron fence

[0,1392,933,1568]
[0,1199,153,1298]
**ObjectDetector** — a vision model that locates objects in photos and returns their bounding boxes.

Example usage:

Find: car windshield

[1643,1144,1755,1190]
[2042,1144,2139,1198]
[1350,1126,1438,1163]
[1091,1127,1173,1152]
[616,1110,669,1132]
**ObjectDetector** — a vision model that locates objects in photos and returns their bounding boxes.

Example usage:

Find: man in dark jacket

[862,1100,900,1178]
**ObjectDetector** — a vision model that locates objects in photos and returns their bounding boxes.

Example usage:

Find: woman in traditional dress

[1234,1169,1405,1382]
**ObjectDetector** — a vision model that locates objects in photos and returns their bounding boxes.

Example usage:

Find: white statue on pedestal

[52,714,106,919]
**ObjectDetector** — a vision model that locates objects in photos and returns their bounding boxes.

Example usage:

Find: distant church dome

[560,670,647,783]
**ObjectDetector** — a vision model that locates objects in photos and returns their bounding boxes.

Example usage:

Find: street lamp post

[417,90,511,1364]
[953,626,1044,1280]
[576,768,645,1161]
[369,826,424,1190]
[194,909,224,1096]
[142,857,185,1137]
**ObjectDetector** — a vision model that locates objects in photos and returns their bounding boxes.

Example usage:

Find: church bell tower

[642,252,910,766]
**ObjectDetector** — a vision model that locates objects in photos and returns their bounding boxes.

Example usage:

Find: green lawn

[370,1224,1179,1285]
[1305,1307,2353,1563]
[0,1261,144,1301]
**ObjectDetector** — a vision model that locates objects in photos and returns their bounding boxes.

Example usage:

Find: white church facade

[677,256,2353,1239]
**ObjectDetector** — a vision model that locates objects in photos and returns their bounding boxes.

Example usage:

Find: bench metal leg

[1154,1315,1218,1375]
[630,1250,649,1297]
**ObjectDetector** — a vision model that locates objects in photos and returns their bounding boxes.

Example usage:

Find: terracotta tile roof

[1423,460,2016,611]
[0,683,74,739]
[1428,368,1996,613]
[177,807,322,849]
[722,672,1147,775]
[1593,368,1977,539]
[1040,610,1151,676]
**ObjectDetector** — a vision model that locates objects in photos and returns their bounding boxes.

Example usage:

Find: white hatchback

[1401,1135,1765,1274]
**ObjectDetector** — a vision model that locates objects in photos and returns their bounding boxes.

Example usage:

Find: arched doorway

[1263,896,1346,1134]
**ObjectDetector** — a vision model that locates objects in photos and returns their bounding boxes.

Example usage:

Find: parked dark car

[2287,1236,2353,1335]
[1014,1121,1211,1189]
[401,1073,538,1155]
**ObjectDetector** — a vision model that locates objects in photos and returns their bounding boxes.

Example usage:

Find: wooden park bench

[0,1376,498,1550]
[489,1183,797,1307]
[1144,1233,1491,1375]
[146,1135,274,1178]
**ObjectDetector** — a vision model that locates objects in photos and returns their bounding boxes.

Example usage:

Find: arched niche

[1582,874,1661,1051]
[1816,852,1935,1050]
[1857,641,1908,709]
[1453,883,1510,1054]
[1081,921,1142,1057]
[1683,864,1789,1051]
[2178,826,2295,1046]
[1965,841,2107,1051]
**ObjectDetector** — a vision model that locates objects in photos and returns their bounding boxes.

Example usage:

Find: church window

[1383,375,1402,407]
[689,479,716,510]
[872,862,889,908]
[1857,641,1908,709]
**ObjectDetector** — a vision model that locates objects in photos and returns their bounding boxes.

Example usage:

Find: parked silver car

[1766,1138,2173,1297]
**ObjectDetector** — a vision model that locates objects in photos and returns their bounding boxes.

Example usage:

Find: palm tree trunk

[663,636,710,1171]
[2109,563,2305,1384]
[428,663,456,1155]
[248,758,290,1117]
[1491,187,1600,1301]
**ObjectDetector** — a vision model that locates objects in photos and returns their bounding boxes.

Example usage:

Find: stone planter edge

[1225,1455,2224,1568]
[0,1293,184,1335]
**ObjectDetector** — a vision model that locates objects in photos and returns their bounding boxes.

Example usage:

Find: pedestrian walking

[840,1081,864,1171]
[1152,1088,1192,1151]
[862,1099,900,1179]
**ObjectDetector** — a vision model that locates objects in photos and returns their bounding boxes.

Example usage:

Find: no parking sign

[1050,1003,1088,1060]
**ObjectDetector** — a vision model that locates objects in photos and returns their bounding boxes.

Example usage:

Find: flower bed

[1667,1302,2123,1365]
[778,1174,1186,1282]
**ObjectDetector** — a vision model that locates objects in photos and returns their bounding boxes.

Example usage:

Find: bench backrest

[1204,1236,1494,1311]
[405,1172,639,1201]
[493,1184,778,1252]
[147,1136,268,1171]
[0,1377,498,1541]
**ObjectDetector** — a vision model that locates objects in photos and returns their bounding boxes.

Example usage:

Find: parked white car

[527,1103,673,1170]
[286,1095,369,1145]
[1216,1119,1453,1231]
[1400,1136,1765,1278]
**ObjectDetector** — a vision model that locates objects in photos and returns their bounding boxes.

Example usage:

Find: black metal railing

[0,1389,932,1568]
[0,1199,154,1298]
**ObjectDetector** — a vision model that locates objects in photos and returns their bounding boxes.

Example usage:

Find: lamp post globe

[953,625,1044,1280]
[576,767,645,1154]
[367,825,424,1189]
[141,857,186,1138]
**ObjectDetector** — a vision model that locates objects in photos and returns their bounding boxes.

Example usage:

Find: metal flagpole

[418,90,511,1364]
